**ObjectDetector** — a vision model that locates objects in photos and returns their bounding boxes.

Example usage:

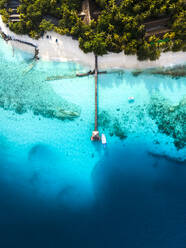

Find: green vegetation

[0,0,185,60]
[0,0,7,9]
[0,0,9,23]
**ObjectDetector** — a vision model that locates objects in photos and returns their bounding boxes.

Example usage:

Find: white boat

[128,96,135,103]
[101,134,107,145]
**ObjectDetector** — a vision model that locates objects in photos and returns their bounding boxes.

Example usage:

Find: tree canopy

[0,0,185,60]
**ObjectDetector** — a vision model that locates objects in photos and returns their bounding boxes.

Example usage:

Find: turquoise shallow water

[0,37,186,248]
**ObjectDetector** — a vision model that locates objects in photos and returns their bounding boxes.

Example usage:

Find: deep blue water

[0,38,186,248]
[1,144,186,248]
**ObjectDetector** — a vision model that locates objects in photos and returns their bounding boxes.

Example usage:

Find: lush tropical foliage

[0,0,185,60]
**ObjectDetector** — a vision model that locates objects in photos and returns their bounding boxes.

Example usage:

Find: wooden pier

[76,70,106,77]
[0,29,39,60]
[91,55,100,141]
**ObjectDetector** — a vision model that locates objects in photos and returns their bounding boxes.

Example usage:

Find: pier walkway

[94,55,98,132]
[0,28,39,59]
[91,55,100,141]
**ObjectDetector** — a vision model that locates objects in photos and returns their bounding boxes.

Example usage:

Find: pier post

[34,47,39,60]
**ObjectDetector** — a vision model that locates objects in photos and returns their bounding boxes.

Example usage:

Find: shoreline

[1,16,186,70]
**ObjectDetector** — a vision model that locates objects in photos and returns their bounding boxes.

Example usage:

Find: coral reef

[99,94,186,151]
[98,111,111,130]
[148,151,186,164]
[112,119,127,140]
[132,65,186,78]
[148,94,186,150]
[0,61,80,121]
[98,110,127,140]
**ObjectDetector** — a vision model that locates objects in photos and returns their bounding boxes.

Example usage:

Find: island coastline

[1,16,186,71]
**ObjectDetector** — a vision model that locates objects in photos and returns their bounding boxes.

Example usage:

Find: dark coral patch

[98,110,127,140]
[132,65,186,78]
[148,95,186,150]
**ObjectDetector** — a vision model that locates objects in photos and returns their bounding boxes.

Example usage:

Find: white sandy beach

[0,16,186,70]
